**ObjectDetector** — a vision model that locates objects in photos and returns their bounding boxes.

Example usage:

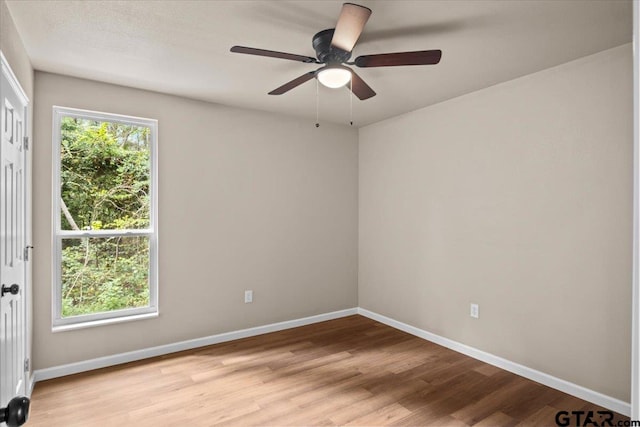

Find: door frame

[0,50,31,398]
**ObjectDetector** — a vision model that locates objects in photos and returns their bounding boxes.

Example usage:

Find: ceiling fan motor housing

[313,29,351,64]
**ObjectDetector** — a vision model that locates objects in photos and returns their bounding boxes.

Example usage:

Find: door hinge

[24,246,33,262]
[23,136,29,150]
[24,358,29,372]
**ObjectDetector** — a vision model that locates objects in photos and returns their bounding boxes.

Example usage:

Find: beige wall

[1,0,32,96]
[359,44,633,401]
[33,72,358,369]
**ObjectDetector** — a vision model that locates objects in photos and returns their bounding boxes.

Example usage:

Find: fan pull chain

[349,78,353,126]
[315,79,320,128]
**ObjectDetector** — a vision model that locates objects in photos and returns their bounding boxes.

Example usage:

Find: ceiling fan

[230,2,442,100]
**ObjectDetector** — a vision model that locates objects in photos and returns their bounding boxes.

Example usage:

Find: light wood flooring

[28,315,628,426]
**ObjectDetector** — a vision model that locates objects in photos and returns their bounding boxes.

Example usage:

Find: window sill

[52,311,158,333]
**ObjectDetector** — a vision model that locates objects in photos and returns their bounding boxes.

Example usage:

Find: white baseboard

[33,307,358,383]
[357,307,631,417]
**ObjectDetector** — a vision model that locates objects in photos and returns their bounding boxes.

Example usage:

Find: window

[52,107,158,329]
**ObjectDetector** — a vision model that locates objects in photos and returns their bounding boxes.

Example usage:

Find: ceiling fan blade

[269,71,317,95]
[348,70,376,100]
[231,46,318,63]
[331,3,372,53]
[355,50,442,67]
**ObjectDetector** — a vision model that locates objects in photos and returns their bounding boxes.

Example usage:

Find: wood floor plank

[516,405,564,427]
[391,396,470,426]
[450,376,536,424]
[26,315,629,426]
[474,411,518,427]
[345,402,412,426]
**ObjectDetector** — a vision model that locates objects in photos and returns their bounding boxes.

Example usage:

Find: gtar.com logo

[555,410,615,427]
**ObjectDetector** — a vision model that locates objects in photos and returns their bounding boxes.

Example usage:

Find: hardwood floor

[28,315,628,426]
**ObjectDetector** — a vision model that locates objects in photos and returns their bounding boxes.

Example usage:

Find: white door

[0,56,27,408]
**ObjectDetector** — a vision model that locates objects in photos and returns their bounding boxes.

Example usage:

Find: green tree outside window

[59,117,151,317]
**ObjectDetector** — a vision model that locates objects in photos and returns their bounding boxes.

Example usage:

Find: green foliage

[60,118,150,230]
[60,118,151,317]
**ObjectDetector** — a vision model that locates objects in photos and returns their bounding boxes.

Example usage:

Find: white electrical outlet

[244,290,253,303]
[470,303,479,319]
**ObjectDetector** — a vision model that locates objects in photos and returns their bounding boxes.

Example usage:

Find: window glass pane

[60,117,150,230]
[61,236,150,318]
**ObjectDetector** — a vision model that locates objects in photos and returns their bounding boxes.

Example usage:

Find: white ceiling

[6,0,632,127]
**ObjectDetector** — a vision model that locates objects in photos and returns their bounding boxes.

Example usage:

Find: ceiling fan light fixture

[317,66,352,89]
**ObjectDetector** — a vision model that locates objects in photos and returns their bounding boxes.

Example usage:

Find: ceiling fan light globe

[317,68,352,89]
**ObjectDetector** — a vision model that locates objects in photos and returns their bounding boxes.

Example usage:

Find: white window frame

[52,106,158,330]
